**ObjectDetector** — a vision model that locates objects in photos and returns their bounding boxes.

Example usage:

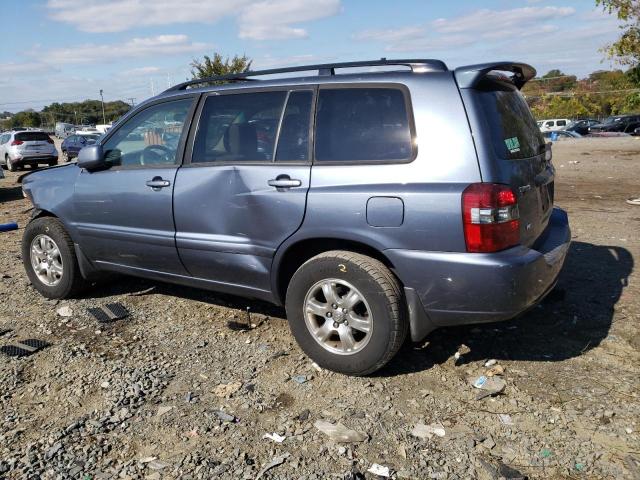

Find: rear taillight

[47,138,54,144]
[11,140,23,146]
[462,183,520,253]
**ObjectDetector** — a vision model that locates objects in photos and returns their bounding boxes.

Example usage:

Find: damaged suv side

[21,59,570,375]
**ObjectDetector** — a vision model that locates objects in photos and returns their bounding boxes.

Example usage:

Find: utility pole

[99,89,106,124]
[74,110,78,124]
[127,97,136,107]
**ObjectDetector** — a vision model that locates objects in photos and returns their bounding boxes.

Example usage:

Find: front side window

[557,120,566,127]
[193,91,287,163]
[102,98,193,168]
[315,87,413,162]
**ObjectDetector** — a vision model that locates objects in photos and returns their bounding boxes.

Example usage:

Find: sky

[0,0,624,113]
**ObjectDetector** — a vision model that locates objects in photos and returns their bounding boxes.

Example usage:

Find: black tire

[285,250,407,376]
[22,217,88,299]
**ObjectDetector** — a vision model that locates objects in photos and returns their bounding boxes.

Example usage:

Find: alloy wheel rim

[303,278,373,355]
[30,234,63,286]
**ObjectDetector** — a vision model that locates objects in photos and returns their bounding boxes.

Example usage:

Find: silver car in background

[0,130,58,171]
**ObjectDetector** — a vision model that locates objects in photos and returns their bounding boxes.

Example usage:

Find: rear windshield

[15,132,51,142]
[475,82,544,159]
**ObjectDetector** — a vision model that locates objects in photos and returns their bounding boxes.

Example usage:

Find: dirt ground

[0,137,639,479]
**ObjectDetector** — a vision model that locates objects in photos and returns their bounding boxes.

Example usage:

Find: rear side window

[315,87,413,162]
[557,120,566,127]
[193,91,287,163]
[15,132,51,142]
[475,83,545,159]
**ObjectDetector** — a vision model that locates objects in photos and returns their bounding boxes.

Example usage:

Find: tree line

[0,100,131,130]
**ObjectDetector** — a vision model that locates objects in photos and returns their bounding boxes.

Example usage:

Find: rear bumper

[386,207,571,341]
[11,154,58,165]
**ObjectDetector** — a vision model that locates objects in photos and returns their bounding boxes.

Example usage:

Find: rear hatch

[15,131,53,155]
[464,77,554,247]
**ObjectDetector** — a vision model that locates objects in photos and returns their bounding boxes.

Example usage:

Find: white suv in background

[538,118,572,132]
[0,130,58,171]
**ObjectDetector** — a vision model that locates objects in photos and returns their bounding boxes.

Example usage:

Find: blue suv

[20,59,570,375]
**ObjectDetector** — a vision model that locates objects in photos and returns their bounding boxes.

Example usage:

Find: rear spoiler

[454,62,536,90]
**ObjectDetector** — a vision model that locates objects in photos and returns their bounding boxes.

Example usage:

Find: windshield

[475,81,545,159]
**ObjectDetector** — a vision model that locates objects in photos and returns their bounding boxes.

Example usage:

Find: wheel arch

[272,236,397,306]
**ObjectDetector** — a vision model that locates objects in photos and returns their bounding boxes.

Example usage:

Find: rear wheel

[22,217,88,299]
[6,155,16,172]
[285,251,407,376]
[62,150,69,162]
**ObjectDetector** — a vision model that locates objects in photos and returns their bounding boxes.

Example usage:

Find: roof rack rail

[164,58,448,92]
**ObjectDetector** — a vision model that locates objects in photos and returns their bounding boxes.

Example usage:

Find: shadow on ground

[378,241,634,376]
[76,240,633,377]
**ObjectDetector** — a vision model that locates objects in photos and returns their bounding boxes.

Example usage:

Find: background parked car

[589,114,640,133]
[543,130,582,140]
[0,130,58,171]
[539,118,572,132]
[563,119,600,135]
[61,134,101,162]
[55,122,75,138]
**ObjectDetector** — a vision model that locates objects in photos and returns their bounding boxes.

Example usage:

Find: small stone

[100,381,110,389]
[213,382,242,398]
[157,406,173,417]
[57,305,73,317]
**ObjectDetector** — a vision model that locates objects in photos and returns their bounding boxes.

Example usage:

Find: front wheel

[22,217,88,299]
[62,150,69,162]
[285,251,407,376]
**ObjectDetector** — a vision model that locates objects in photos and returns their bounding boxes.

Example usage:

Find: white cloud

[353,6,577,53]
[119,66,162,76]
[238,0,341,40]
[47,0,251,33]
[0,62,55,75]
[46,0,341,40]
[45,35,209,64]
[431,6,574,34]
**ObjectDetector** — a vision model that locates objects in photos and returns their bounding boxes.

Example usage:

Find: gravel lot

[0,137,639,479]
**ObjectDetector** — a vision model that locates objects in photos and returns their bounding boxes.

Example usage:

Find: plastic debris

[411,422,446,439]
[0,222,18,232]
[213,381,242,398]
[367,463,390,477]
[484,359,497,367]
[472,375,506,400]
[541,448,553,458]
[498,414,513,425]
[314,420,367,443]
[292,375,309,384]
[255,453,290,480]
[263,432,286,443]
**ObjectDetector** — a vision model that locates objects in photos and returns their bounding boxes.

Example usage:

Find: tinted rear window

[315,87,412,162]
[475,83,544,159]
[15,132,51,142]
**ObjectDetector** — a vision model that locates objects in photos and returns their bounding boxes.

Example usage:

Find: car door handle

[268,176,302,188]
[146,177,171,190]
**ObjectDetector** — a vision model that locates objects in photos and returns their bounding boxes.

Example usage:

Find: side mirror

[77,144,106,170]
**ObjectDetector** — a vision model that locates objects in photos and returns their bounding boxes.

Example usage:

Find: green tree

[190,53,252,82]
[597,0,640,66]
[11,111,41,128]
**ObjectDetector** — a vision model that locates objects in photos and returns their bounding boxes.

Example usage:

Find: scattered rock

[367,463,390,477]
[213,381,242,397]
[411,422,446,439]
[56,305,73,317]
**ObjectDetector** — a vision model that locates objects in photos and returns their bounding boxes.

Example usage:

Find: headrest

[224,123,257,157]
